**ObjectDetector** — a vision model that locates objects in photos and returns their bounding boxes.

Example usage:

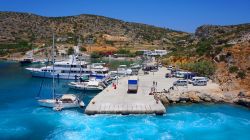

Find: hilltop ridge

[0,11,188,46]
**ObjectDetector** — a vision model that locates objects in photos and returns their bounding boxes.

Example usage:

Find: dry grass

[85,45,118,53]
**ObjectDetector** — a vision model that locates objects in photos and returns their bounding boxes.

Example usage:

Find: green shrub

[180,60,216,76]
[80,47,87,52]
[117,49,130,54]
[196,39,213,56]
[229,66,239,73]
[0,41,33,56]
[237,71,246,79]
[91,52,102,58]
[135,51,144,56]
[105,40,114,46]
[67,47,74,55]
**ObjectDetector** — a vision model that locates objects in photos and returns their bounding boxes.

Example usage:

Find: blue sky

[0,0,250,32]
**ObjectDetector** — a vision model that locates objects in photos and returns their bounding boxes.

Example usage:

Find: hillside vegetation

[164,24,250,91]
[0,12,249,91]
[0,12,188,47]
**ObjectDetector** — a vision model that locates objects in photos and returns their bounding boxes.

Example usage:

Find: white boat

[38,94,85,109]
[37,34,84,110]
[117,65,132,75]
[26,56,109,80]
[68,79,106,91]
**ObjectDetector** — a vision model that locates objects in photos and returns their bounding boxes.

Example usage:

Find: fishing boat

[37,34,84,110]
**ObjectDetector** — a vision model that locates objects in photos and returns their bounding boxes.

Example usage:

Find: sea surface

[0,61,250,140]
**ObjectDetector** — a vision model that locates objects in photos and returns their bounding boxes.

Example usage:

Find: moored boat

[37,34,85,111]
[19,58,33,65]
[26,56,109,80]
[68,79,106,91]
[38,94,85,109]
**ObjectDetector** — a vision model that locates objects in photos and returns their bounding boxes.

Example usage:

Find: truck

[128,76,138,93]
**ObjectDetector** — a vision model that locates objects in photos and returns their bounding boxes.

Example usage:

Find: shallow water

[0,61,250,140]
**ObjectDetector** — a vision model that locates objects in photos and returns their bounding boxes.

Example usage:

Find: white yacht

[117,65,132,75]
[26,56,109,80]
[68,79,106,91]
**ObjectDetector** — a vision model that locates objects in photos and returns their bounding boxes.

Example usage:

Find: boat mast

[52,33,55,99]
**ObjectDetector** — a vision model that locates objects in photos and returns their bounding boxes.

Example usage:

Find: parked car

[193,80,207,86]
[191,77,208,84]
[165,73,172,78]
[173,80,188,86]
[150,69,158,72]
[167,65,173,70]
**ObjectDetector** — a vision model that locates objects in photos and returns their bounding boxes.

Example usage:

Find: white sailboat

[37,34,84,110]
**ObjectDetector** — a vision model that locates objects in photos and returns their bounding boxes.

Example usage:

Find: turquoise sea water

[0,61,250,140]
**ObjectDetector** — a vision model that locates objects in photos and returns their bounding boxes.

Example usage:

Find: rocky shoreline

[155,89,250,108]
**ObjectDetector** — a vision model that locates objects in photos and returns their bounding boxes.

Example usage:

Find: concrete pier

[85,68,169,115]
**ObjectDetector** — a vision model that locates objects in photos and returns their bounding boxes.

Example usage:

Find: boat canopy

[61,94,77,101]
[81,75,89,81]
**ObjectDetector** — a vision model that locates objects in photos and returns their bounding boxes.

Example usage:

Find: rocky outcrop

[234,91,250,107]
[157,90,250,108]
[195,24,250,40]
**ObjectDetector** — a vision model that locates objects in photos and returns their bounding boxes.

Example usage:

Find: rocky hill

[195,24,250,45]
[0,12,188,46]
[164,23,250,92]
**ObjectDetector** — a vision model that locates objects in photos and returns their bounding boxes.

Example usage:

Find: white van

[191,77,208,83]
[193,80,207,86]
[173,80,188,86]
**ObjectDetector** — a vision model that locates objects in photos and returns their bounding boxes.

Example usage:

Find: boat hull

[68,82,104,91]
[38,99,82,108]
[27,69,107,80]
[68,84,103,91]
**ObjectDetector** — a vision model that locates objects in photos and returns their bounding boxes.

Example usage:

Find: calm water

[0,61,250,140]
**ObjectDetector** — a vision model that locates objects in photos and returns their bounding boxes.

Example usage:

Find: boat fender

[80,101,85,107]
[53,106,63,111]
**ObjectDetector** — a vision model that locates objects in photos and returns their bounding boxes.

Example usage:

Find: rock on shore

[157,90,250,108]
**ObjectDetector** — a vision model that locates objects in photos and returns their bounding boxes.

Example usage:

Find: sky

[0,0,250,32]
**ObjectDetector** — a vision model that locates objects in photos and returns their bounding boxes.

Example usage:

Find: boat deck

[85,68,169,115]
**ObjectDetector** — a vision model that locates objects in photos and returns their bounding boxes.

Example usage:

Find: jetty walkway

[85,68,172,115]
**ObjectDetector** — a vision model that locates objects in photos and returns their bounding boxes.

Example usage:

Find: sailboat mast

[52,33,55,99]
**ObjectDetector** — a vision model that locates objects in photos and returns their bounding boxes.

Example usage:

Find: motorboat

[68,79,106,91]
[117,65,132,75]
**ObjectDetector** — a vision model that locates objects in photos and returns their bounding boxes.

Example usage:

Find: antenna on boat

[52,33,55,99]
